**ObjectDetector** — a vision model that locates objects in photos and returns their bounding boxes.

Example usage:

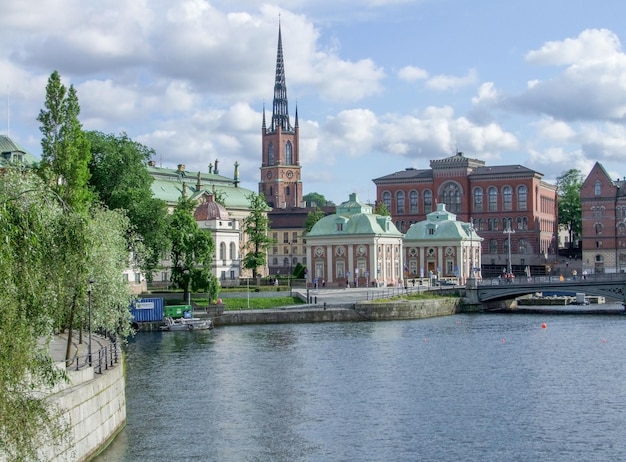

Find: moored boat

[160,316,213,331]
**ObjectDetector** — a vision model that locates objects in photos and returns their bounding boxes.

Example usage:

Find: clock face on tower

[286,170,293,179]
[266,170,273,179]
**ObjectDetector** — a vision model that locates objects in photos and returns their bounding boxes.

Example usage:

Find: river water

[97,308,626,462]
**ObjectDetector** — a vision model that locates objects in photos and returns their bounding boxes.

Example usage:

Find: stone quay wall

[9,335,127,462]
[215,298,461,326]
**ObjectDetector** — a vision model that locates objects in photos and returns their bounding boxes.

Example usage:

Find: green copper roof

[404,203,481,241]
[0,135,38,168]
[307,193,402,237]
[148,165,255,209]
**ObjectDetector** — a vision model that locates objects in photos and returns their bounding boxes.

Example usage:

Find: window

[594,181,602,196]
[292,232,298,243]
[268,143,275,165]
[229,242,236,260]
[285,141,293,164]
[488,187,497,212]
[336,223,344,231]
[503,186,512,211]
[396,191,405,214]
[336,260,345,278]
[473,188,483,212]
[283,232,289,243]
[440,182,461,213]
[273,246,278,255]
[272,257,278,265]
[518,238,528,254]
[489,239,498,254]
[517,185,527,211]
[424,190,433,213]
[595,223,603,235]
[219,242,226,260]
[618,223,626,235]
[502,217,513,231]
[409,190,418,214]
[382,191,391,210]
[230,271,236,280]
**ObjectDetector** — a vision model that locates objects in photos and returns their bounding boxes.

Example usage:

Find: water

[97,309,626,461]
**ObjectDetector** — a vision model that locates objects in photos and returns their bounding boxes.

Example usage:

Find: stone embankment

[214,297,460,326]
[28,333,125,462]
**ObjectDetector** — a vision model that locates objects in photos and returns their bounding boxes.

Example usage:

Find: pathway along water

[97,306,626,461]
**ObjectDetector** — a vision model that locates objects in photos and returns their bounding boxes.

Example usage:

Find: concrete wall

[215,298,460,325]
[40,359,126,462]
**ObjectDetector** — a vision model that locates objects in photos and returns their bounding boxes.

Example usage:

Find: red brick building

[373,152,558,277]
[580,162,626,274]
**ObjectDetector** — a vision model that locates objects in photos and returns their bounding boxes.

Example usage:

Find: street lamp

[87,279,94,367]
[503,223,515,275]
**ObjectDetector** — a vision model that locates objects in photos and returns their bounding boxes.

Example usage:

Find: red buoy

[541,323,547,329]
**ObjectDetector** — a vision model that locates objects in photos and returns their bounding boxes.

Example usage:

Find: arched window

[473,188,483,212]
[285,141,293,164]
[219,242,226,260]
[382,191,391,210]
[272,257,278,265]
[594,181,602,196]
[618,223,626,235]
[423,190,433,213]
[396,191,405,214]
[517,185,527,211]
[503,186,512,211]
[229,242,236,260]
[409,190,418,214]
[488,187,497,212]
[503,217,513,230]
[440,182,461,213]
[595,223,603,235]
[283,257,289,268]
[268,143,275,165]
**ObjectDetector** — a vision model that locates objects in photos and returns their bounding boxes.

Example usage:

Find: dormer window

[336,223,343,232]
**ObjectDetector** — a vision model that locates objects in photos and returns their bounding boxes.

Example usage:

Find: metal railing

[69,338,120,374]
[477,272,626,287]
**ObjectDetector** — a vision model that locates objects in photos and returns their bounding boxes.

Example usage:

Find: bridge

[466,273,626,305]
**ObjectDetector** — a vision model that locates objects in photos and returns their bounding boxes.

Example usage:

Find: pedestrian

[582,269,588,280]
[322,279,325,287]
[572,269,577,281]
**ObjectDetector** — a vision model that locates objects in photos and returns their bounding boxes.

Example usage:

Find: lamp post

[469,218,475,280]
[87,279,94,367]
[503,223,515,275]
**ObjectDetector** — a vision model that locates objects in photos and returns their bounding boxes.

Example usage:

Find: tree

[303,207,325,234]
[86,131,170,278]
[0,170,134,460]
[37,70,93,212]
[556,169,584,249]
[303,192,331,207]
[242,192,274,278]
[167,196,217,302]
[374,201,391,216]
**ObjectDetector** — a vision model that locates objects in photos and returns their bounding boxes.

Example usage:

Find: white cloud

[426,69,478,91]
[397,66,428,82]
[526,28,622,66]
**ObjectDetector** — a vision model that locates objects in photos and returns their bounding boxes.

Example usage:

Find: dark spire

[295,102,299,128]
[271,21,292,132]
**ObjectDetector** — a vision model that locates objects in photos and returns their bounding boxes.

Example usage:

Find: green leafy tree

[556,169,584,249]
[374,201,391,216]
[242,192,274,278]
[303,207,325,234]
[86,131,170,278]
[168,196,217,302]
[303,192,331,207]
[0,170,134,460]
[37,70,93,212]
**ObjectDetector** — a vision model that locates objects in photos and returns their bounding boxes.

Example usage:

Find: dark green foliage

[556,169,584,248]
[86,131,170,278]
[242,193,274,278]
[303,207,325,234]
[168,196,217,302]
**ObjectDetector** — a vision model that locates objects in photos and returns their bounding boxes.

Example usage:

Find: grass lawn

[192,296,304,311]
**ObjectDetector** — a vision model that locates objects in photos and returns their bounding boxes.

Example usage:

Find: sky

[2,0,626,205]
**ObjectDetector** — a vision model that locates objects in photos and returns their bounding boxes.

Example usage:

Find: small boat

[160,316,214,331]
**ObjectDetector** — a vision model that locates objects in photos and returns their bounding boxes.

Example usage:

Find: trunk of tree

[64,294,77,366]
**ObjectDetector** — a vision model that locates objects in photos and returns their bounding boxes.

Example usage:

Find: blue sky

[2,0,626,204]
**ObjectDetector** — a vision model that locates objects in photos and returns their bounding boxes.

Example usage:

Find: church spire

[271,21,292,132]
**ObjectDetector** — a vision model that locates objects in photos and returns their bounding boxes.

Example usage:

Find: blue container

[130,298,164,322]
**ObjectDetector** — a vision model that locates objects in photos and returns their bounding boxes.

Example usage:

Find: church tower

[259,23,302,208]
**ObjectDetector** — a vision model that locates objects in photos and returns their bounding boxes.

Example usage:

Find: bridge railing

[477,272,626,287]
